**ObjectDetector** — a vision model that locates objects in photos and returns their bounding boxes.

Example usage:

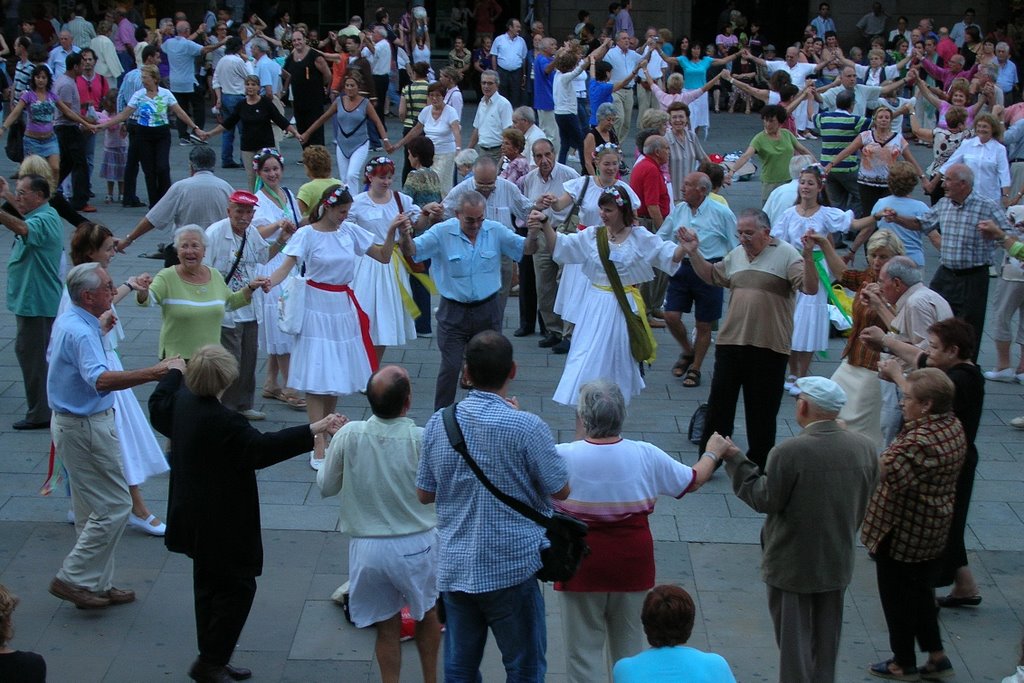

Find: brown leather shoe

[49,577,111,609]
[188,659,233,683]
[101,587,136,605]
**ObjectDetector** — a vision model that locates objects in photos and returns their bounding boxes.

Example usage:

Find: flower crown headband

[593,142,620,159]
[601,186,626,207]
[323,185,349,207]
[365,156,395,176]
[253,147,283,172]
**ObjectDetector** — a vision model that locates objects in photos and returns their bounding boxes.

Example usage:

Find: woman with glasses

[267,185,401,470]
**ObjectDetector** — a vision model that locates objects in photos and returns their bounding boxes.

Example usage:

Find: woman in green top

[138,225,268,360]
[725,104,816,205]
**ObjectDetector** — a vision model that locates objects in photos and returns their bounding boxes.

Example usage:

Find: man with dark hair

[318,364,441,683]
[54,51,94,212]
[815,87,868,214]
[0,175,63,429]
[416,331,570,681]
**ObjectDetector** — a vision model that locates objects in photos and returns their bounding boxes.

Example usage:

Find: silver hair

[788,154,815,180]
[692,173,712,194]
[576,379,626,438]
[642,135,669,156]
[531,137,555,155]
[737,207,771,232]
[596,102,618,120]
[66,262,104,303]
[512,106,536,123]
[173,224,207,248]
[472,155,498,172]
[883,256,923,286]
[480,69,499,83]
[250,37,269,54]
[945,163,974,186]
[457,190,487,211]
[159,18,174,30]
[980,63,999,80]
[997,41,1010,52]
[454,148,479,167]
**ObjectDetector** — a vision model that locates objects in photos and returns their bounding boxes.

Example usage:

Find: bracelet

[275,238,287,247]
[122,281,135,292]
[701,451,721,465]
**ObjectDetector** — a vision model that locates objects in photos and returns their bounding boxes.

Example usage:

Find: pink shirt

[114,18,137,52]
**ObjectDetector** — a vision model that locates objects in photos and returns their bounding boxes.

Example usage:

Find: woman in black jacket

[149,344,345,683]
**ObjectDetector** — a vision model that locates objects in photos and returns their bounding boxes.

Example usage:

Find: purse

[556,176,589,235]
[5,119,24,163]
[687,402,708,445]
[595,226,656,365]
[441,404,589,583]
[277,259,307,335]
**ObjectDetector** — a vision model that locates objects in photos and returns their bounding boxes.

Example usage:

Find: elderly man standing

[631,135,671,326]
[677,209,818,470]
[205,190,293,420]
[658,172,738,389]
[318,365,441,683]
[48,30,80,79]
[416,331,569,682]
[885,163,1012,359]
[512,106,549,169]
[468,70,513,163]
[117,145,233,257]
[48,263,181,609]
[0,175,63,430]
[400,191,541,410]
[603,31,643,142]
[492,19,528,109]
[520,139,580,351]
[711,376,878,683]
[163,21,221,146]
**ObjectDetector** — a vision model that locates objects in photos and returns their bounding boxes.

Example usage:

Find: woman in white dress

[771,166,870,392]
[249,148,305,410]
[348,156,432,359]
[548,143,641,330]
[62,224,169,535]
[529,185,687,406]
[268,185,401,469]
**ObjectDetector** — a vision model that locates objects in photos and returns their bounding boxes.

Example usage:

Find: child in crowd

[98,90,127,204]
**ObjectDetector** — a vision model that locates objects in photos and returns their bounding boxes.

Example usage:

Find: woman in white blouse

[552,47,589,165]
[939,112,1012,206]
[390,82,461,194]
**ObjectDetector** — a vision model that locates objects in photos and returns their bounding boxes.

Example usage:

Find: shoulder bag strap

[393,190,404,213]
[568,175,590,222]
[595,225,635,320]
[441,404,552,529]
[223,228,249,286]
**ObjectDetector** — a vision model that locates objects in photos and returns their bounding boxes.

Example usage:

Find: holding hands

[706,431,742,462]
[246,277,272,294]
[876,358,903,383]
[311,413,349,436]
[675,227,700,255]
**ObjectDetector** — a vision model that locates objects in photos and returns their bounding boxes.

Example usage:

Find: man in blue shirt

[0,174,63,429]
[416,331,569,682]
[47,263,182,610]
[401,190,541,409]
[163,21,223,144]
[533,37,559,154]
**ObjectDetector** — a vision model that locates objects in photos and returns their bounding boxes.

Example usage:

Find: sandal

[672,354,694,378]
[262,387,286,401]
[919,657,954,681]
[283,392,307,410]
[682,368,702,388]
[869,658,920,681]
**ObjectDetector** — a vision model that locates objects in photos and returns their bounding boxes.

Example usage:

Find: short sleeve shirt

[128,87,178,127]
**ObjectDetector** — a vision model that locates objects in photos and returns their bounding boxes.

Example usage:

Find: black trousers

[172,86,206,140]
[516,250,541,334]
[930,265,988,361]
[55,125,89,209]
[193,563,257,667]
[498,66,524,108]
[410,260,432,335]
[137,125,172,208]
[434,295,503,410]
[294,104,325,148]
[122,122,141,203]
[699,344,789,470]
[874,540,943,669]
[936,444,978,586]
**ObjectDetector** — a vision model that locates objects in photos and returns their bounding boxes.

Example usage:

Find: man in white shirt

[491,19,528,108]
[950,9,981,48]
[604,31,643,142]
[318,365,440,683]
[636,30,666,129]
[204,190,289,421]
[469,70,513,163]
[212,36,253,168]
[512,106,548,169]
[519,138,579,352]
[164,21,223,145]
[48,31,80,79]
[366,25,392,130]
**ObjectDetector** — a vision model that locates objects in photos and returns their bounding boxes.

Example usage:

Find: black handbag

[5,119,24,163]
[687,402,708,446]
[441,404,589,583]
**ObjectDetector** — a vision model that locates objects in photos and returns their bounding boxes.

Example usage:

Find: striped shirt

[815,110,868,171]
[401,79,429,129]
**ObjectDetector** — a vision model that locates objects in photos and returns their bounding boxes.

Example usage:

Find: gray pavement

[1,105,1023,682]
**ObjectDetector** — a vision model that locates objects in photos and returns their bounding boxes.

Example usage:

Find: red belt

[306,280,379,371]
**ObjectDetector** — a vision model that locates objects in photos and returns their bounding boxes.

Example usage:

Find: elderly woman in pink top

[643,68,724,112]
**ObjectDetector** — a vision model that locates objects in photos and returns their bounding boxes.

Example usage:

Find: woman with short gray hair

[553,379,717,682]
[582,101,619,176]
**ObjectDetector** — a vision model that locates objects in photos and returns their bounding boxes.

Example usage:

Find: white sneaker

[567,153,580,163]
[238,409,266,421]
[984,367,1019,382]
[1011,416,1024,430]
[783,375,798,393]
[1000,666,1024,683]
[129,513,166,536]
[309,453,323,471]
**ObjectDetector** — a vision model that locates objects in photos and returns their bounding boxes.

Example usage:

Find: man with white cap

[704,376,878,683]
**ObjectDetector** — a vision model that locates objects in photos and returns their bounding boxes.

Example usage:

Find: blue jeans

[442,578,547,683]
[220,93,244,165]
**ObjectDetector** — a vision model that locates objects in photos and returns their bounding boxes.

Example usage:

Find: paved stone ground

[1,104,1023,682]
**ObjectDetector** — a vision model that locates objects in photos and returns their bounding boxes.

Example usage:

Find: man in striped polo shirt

[815,90,868,215]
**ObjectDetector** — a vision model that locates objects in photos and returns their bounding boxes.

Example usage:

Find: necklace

[608,225,630,242]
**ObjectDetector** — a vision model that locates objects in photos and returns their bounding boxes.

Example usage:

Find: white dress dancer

[251,185,301,357]
[771,205,852,353]
[348,191,421,346]
[551,226,682,406]
[554,178,641,324]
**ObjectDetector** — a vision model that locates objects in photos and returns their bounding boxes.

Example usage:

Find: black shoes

[538,333,560,348]
[222,161,242,169]
[552,337,571,354]
[13,419,49,430]
[513,327,534,337]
